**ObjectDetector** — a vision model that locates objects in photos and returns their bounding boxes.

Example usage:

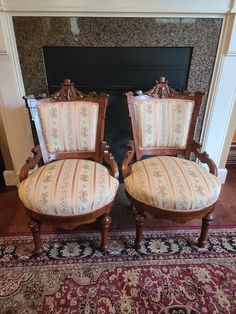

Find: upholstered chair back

[38,101,99,158]
[133,98,194,149]
[126,92,203,161]
[27,95,107,164]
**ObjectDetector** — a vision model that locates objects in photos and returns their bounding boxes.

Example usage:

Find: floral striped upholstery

[125,156,221,211]
[18,159,119,216]
[133,98,194,148]
[37,101,99,156]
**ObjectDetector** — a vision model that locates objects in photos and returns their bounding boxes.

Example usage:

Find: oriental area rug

[0,228,236,314]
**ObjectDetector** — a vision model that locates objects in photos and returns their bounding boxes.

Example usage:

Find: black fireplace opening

[43,46,192,175]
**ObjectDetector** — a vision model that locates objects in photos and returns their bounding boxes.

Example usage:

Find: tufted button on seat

[19,159,119,216]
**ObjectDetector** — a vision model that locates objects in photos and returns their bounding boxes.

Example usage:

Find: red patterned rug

[0,228,236,313]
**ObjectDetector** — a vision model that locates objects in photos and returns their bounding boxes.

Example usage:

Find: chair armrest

[19,146,43,182]
[101,141,119,179]
[122,140,135,178]
[192,140,218,176]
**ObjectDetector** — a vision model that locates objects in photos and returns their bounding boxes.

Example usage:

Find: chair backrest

[126,78,204,160]
[26,79,108,164]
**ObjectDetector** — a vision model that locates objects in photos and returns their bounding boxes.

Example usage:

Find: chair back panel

[126,86,204,160]
[27,93,108,164]
[133,98,194,149]
[37,101,99,155]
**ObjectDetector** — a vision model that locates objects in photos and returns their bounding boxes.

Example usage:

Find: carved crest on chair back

[50,78,96,101]
[140,77,179,98]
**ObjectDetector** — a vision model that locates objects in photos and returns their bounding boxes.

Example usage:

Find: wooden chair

[18,79,119,256]
[122,77,221,251]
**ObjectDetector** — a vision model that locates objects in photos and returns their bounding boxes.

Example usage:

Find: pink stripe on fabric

[171,157,195,209]
[30,166,46,211]
[192,162,212,194]
[141,160,156,206]
[61,103,67,151]
[70,159,80,215]
[157,157,177,209]
[51,160,65,215]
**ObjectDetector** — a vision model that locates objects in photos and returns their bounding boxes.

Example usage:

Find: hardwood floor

[0,169,236,236]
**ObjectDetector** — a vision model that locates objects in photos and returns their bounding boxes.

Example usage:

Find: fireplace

[42,46,192,163]
[12,16,222,167]
[43,46,192,93]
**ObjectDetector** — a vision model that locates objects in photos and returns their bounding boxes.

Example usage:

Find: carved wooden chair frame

[122,77,218,251]
[20,79,119,256]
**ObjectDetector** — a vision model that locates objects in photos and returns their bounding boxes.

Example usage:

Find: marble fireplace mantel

[0,0,236,185]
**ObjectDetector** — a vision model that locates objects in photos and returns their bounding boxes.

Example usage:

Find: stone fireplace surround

[0,0,236,185]
[13,17,221,97]
[12,17,222,164]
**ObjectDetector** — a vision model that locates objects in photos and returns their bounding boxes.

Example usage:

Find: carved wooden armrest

[192,140,217,176]
[122,140,135,178]
[19,146,43,182]
[101,141,119,179]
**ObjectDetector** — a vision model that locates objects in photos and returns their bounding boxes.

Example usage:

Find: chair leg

[133,206,145,252]
[198,212,214,248]
[28,219,42,256]
[101,214,111,253]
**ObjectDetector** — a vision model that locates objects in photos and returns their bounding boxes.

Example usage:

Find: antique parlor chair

[122,77,221,251]
[18,79,119,256]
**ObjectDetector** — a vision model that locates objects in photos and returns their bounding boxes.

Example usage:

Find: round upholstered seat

[124,156,221,212]
[18,159,119,216]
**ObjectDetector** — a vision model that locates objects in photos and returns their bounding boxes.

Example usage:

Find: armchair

[18,79,119,256]
[122,77,221,251]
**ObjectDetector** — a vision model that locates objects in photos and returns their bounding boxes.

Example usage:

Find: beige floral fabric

[18,159,119,216]
[125,156,221,211]
[133,98,194,148]
[37,101,99,155]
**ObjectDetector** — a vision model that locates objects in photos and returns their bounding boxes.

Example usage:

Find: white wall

[0,11,34,185]
[201,13,236,182]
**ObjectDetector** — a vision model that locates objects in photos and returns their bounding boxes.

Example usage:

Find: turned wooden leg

[101,214,112,253]
[198,212,214,248]
[133,207,145,251]
[28,219,42,256]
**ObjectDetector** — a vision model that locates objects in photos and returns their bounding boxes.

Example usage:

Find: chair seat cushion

[124,156,221,211]
[18,159,119,216]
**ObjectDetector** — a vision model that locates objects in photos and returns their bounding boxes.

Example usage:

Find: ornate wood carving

[101,141,119,179]
[50,78,96,101]
[140,76,179,98]
[192,140,217,176]
[28,219,42,256]
[122,140,135,178]
[101,214,112,252]
[19,145,43,182]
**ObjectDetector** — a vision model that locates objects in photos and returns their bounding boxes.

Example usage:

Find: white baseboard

[217,168,228,184]
[3,170,19,186]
